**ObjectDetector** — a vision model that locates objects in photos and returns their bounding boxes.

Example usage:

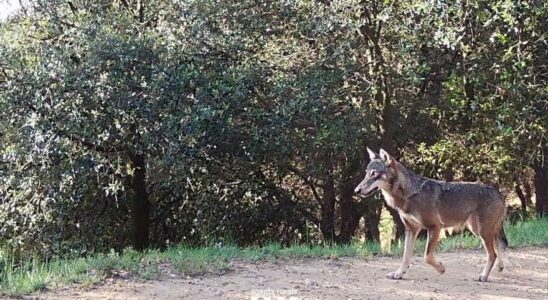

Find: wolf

[354,148,507,282]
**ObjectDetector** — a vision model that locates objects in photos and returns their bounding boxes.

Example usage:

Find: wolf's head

[354,147,398,197]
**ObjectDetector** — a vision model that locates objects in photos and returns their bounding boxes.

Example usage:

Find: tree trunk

[378,91,405,240]
[129,152,151,250]
[534,162,548,217]
[338,181,363,244]
[320,157,336,242]
[524,181,532,206]
[363,197,382,242]
[376,58,405,241]
[359,4,404,240]
[462,76,474,131]
[514,178,528,214]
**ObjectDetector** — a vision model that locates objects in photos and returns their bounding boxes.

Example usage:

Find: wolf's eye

[371,170,378,177]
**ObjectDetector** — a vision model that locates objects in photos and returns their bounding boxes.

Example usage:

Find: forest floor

[25,247,547,300]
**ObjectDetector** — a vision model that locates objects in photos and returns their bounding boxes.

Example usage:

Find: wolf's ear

[379,148,395,166]
[367,147,379,160]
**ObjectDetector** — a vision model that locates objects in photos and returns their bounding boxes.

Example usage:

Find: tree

[0,0,198,251]
[1,0,546,258]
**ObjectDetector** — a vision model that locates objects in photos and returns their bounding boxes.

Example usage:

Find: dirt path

[30,247,547,300]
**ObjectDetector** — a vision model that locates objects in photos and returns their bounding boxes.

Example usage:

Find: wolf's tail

[495,222,509,272]
[498,226,509,250]
[498,191,508,249]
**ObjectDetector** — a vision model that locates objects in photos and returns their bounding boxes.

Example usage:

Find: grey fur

[355,148,507,282]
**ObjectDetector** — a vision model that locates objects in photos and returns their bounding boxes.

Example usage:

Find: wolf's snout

[354,187,362,194]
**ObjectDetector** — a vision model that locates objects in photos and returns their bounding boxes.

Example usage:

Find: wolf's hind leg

[478,232,497,282]
[494,226,509,272]
[466,215,480,236]
[494,237,505,272]
[387,224,419,280]
[424,225,445,274]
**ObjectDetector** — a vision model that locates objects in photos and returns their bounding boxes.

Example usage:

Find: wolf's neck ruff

[381,162,421,211]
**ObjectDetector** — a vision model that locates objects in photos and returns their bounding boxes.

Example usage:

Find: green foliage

[0,0,546,258]
[504,218,548,247]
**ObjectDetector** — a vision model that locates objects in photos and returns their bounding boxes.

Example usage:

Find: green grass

[1,218,547,296]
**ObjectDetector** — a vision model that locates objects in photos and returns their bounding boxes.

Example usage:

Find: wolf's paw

[387,271,404,280]
[436,262,446,274]
[477,274,489,282]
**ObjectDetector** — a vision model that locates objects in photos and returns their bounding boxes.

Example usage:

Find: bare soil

[27,247,548,300]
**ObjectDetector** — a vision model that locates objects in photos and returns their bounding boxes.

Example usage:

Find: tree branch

[120,0,130,9]
[254,169,320,224]
[65,132,123,153]
[67,1,78,15]
[24,101,123,154]
[288,191,321,224]
[287,165,322,206]
[137,0,145,23]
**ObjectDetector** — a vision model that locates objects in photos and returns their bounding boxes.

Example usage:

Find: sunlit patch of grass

[505,218,548,247]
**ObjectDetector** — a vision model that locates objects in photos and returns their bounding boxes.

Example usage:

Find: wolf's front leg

[388,226,419,280]
[424,225,445,274]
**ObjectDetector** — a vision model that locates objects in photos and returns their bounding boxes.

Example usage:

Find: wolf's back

[439,181,503,201]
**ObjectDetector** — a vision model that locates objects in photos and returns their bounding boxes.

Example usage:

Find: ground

[27,247,547,300]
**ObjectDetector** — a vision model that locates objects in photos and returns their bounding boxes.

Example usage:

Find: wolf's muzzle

[354,186,379,197]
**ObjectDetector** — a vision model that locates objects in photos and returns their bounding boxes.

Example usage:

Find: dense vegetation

[0,0,546,259]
